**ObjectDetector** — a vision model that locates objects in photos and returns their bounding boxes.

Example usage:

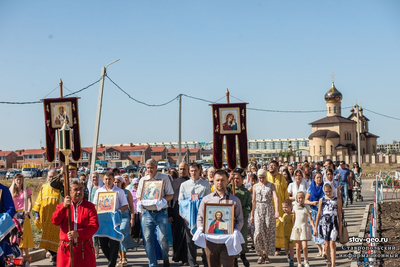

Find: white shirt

[178,178,211,203]
[136,173,174,210]
[93,185,128,210]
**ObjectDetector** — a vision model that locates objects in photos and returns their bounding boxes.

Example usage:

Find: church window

[334,106,337,114]
[329,107,331,113]
[331,145,333,154]
[363,148,366,154]
[349,133,351,140]
[313,146,315,154]
[319,146,322,154]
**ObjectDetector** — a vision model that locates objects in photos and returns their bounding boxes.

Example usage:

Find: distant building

[377,142,400,154]
[309,80,378,158]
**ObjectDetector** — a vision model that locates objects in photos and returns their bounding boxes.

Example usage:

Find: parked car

[95,167,107,174]
[22,167,38,178]
[6,169,21,179]
[124,164,139,173]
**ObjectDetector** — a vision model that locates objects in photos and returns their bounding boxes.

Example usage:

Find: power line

[0,77,102,104]
[363,107,400,121]
[0,75,399,122]
[106,74,179,107]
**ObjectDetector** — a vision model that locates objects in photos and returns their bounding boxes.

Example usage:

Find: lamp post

[58,120,74,267]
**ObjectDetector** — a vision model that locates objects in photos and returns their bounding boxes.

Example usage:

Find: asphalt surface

[31,180,374,267]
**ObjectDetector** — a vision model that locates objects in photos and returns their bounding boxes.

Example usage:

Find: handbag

[339,214,349,244]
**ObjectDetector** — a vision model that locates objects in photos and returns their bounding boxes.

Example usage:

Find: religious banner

[43,97,81,162]
[212,103,248,170]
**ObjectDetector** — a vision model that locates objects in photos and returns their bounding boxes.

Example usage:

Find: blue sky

[0,0,399,151]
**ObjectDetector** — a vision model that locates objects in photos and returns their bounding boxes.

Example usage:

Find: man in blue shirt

[337,161,350,207]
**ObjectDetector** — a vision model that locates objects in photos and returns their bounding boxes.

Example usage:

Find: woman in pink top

[9,173,34,261]
[130,178,141,243]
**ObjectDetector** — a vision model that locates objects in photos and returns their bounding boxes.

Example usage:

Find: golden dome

[324,82,342,103]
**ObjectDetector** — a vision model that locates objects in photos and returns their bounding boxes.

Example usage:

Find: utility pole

[90,59,119,175]
[356,102,362,165]
[178,94,182,164]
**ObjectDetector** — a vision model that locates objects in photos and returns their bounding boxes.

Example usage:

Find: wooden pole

[63,155,74,267]
[226,89,235,195]
[60,79,63,98]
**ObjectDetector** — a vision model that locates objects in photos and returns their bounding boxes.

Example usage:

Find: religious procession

[0,92,362,267]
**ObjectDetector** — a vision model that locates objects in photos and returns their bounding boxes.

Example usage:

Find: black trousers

[99,237,120,267]
[184,221,208,267]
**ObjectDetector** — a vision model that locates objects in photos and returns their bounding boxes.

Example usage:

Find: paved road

[32,180,374,267]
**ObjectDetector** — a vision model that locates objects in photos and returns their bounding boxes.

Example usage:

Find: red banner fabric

[212,103,248,170]
[43,97,81,163]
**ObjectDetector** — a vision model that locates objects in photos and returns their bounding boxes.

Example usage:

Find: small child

[315,183,342,267]
[282,199,295,267]
[290,191,314,267]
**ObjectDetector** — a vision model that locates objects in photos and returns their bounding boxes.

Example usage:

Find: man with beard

[168,162,190,265]
[33,169,61,265]
[267,160,289,256]
[301,163,313,188]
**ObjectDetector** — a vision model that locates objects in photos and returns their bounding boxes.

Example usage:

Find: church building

[308,80,378,158]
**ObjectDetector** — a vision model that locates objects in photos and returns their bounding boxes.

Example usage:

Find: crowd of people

[0,158,362,267]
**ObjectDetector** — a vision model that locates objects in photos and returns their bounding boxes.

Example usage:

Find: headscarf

[257,169,267,176]
[87,171,104,199]
[309,179,324,202]
[291,169,308,198]
[10,176,28,212]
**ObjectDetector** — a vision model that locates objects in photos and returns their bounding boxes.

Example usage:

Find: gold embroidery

[215,125,219,132]
[46,105,50,113]
[214,110,218,118]
[241,109,245,117]
[46,120,50,127]
[72,104,76,112]
[242,123,245,130]
[74,118,77,124]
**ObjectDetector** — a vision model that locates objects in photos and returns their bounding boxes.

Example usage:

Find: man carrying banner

[227,168,252,267]
[52,178,99,267]
[195,170,244,267]
[178,163,211,267]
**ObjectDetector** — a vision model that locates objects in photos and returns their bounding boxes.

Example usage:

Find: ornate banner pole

[59,121,74,267]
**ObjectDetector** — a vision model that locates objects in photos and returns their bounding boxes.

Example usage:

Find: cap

[233,168,245,177]
[68,162,78,170]
[132,178,139,184]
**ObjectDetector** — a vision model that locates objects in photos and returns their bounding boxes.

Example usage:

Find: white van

[157,161,170,172]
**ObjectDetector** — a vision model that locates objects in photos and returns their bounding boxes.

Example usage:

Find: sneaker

[287,255,291,263]
[304,261,310,267]
[163,260,170,267]
[289,260,294,267]
[297,264,303,267]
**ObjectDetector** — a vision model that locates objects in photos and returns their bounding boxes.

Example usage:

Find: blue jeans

[141,209,170,267]
[341,182,349,206]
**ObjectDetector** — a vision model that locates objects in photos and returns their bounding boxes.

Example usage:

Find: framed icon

[141,180,164,201]
[203,203,234,235]
[96,191,117,214]
[51,101,73,128]
[219,107,241,134]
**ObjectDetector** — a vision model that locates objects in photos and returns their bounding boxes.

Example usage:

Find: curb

[350,203,371,267]
[31,249,46,263]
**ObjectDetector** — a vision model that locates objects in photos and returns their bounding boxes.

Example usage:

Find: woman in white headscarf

[9,173,34,261]
[288,169,308,205]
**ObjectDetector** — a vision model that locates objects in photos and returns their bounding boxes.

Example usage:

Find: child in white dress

[290,191,315,267]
